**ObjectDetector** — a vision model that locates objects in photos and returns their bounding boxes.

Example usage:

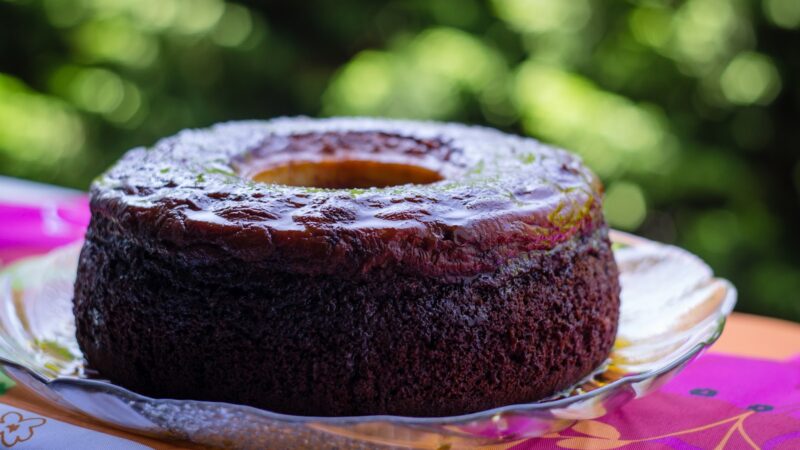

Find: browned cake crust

[73,117,620,417]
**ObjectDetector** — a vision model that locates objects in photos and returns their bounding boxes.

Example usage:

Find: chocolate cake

[73,117,620,417]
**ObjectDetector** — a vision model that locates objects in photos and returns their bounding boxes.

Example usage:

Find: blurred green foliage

[0,0,798,321]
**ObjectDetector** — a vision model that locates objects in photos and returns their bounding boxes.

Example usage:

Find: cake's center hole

[251,160,444,189]
[236,131,458,189]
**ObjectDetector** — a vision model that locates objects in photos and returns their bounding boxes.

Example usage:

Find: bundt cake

[73,117,620,417]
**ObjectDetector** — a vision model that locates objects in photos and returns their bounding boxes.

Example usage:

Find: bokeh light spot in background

[763,0,800,29]
[0,74,84,165]
[126,0,180,32]
[324,28,506,120]
[720,52,782,105]
[73,69,124,114]
[491,0,591,33]
[603,181,647,231]
[106,83,144,127]
[173,0,224,34]
[324,51,393,115]
[72,18,159,68]
[514,61,672,177]
[629,4,673,49]
[409,28,504,91]
[52,66,122,114]
[48,65,144,126]
[211,3,252,47]
[670,0,748,73]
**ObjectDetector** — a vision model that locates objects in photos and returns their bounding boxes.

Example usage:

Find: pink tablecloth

[514,354,800,449]
[0,176,89,265]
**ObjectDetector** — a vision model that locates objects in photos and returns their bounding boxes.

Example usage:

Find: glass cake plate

[0,231,736,449]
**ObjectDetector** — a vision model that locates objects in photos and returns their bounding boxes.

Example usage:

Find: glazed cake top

[91,117,606,276]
